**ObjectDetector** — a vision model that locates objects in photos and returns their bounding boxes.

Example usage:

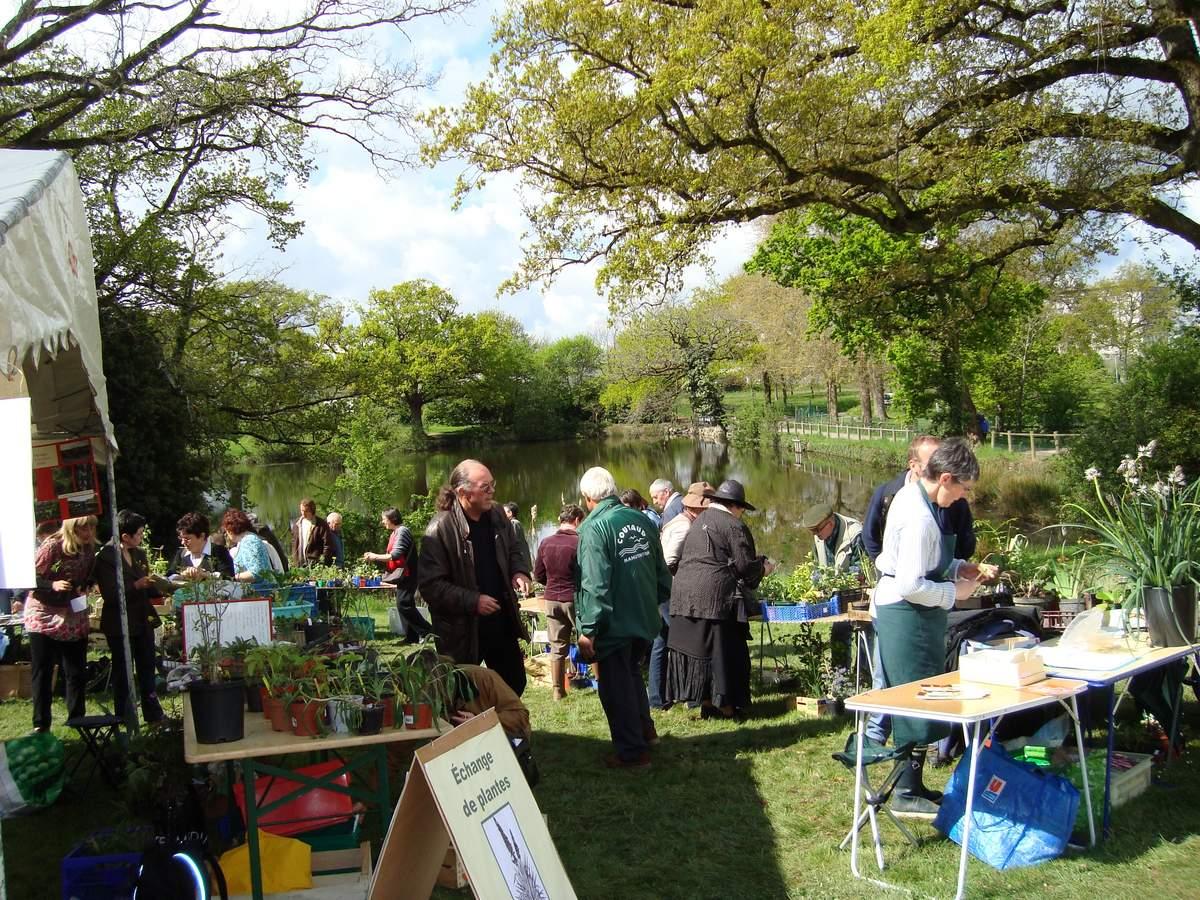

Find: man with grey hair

[576,466,672,769]
[420,459,533,695]
[648,478,683,528]
[325,511,345,567]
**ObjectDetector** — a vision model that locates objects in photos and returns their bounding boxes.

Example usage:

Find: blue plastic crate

[760,597,841,622]
[272,601,312,627]
[344,616,376,639]
[285,583,318,616]
[61,828,149,900]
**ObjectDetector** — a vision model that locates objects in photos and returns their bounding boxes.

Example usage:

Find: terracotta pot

[380,694,396,729]
[403,702,433,730]
[260,686,271,719]
[265,695,290,732]
[290,699,326,737]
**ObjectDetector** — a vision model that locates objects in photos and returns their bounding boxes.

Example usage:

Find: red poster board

[31,439,102,529]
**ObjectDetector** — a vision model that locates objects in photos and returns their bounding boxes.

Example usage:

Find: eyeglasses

[473,480,497,493]
[807,518,833,535]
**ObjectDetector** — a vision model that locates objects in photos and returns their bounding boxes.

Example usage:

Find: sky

[215,0,1199,342]
[215,0,760,341]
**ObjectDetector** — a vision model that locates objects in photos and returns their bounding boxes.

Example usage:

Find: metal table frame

[845,672,1094,900]
[1044,641,1200,836]
[183,695,442,899]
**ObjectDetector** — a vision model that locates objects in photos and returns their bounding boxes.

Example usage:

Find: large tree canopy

[429,0,1200,305]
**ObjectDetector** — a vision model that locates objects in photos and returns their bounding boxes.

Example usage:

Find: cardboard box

[795,697,841,717]
[959,648,1045,687]
[438,845,469,889]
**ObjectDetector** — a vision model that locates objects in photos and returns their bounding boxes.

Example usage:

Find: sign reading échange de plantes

[369,709,575,900]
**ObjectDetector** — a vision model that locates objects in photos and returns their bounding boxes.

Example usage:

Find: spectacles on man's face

[473,480,497,493]
[807,518,832,536]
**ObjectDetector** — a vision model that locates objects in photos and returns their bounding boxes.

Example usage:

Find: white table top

[1042,641,1200,686]
[845,670,1088,724]
[183,694,445,764]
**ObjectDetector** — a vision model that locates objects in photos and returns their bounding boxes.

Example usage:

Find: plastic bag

[388,606,407,637]
[934,742,1078,869]
[0,731,64,816]
[218,829,312,895]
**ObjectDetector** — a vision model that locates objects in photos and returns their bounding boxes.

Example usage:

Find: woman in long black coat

[665,480,774,719]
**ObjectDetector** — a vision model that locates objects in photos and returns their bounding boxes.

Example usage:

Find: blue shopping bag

[933,742,1078,870]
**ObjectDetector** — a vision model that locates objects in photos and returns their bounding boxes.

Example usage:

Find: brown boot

[550,659,566,701]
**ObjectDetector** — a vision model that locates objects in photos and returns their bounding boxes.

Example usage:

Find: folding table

[183,695,443,899]
[1042,641,1200,836]
[845,671,1094,900]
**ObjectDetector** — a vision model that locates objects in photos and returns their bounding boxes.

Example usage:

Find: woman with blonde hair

[27,515,97,731]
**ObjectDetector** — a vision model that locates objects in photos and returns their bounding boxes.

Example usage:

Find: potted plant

[1067,443,1200,647]
[789,624,838,716]
[396,643,453,731]
[1046,547,1093,616]
[288,655,330,738]
[246,642,304,731]
[359,657,398,730]
[327,652,366,734]
[187,601,245,744]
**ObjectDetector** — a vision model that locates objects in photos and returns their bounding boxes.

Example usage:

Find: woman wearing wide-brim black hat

[665,479,774,719]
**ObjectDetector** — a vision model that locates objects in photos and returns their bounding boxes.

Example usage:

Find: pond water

[231,437,897,568]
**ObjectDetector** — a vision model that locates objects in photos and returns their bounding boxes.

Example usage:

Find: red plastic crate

[232,760,353,837]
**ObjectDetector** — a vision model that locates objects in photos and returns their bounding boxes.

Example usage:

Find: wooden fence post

[1006,432,1013,453]
[1029,432,1036,460]
[990,430,996,449]
[1053,432,1060,451]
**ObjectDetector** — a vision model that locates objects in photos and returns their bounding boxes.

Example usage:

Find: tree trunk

[762,370,773,405]
[781,380,789,408]
[826,378,838,418]
[407,394,428,448]
[858,351,874,426]
[871,362,887,422]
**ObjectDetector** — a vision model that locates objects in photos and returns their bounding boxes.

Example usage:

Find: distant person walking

[326,511,345,567]
[420,460,532,695]
[502,501,534,578]
[291,498,335,566]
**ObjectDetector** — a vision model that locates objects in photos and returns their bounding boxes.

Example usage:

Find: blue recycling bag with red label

[933,742,1079,869]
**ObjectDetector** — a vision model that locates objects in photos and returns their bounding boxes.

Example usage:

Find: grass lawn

[6,614,1200,899]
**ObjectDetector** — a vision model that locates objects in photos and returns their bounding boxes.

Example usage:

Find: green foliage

[426,0,1200,306]
[748,207,1044,433]
[730,403,782,451]
[1071,331,1200,482]
[758,562,859,604]
[100,305,208,544]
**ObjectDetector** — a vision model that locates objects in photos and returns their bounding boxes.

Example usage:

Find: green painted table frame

[236,746,390,899]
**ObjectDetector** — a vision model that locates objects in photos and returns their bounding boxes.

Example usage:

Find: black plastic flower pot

[189,679,246,744]
[244,677,264,713]
[1143,585,1197,648]
[358,703,385,736]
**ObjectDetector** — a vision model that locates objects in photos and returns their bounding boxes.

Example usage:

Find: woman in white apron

[873,438,994,817]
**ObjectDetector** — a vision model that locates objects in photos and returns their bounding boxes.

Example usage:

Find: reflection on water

[234,437,895,567]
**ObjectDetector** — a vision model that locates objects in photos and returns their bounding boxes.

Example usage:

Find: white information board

[181,597,273,654]
[0,398,35,589]
[369,710,575,900]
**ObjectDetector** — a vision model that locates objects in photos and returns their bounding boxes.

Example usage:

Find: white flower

[1084,467,1101,482]
[1169,465,1186,487]
[1117,456,1138,480]
[1137,440,1158,459]
[1154,480,1171,500]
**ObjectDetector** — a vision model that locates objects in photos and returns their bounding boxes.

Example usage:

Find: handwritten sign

[181,597,273,654]
[369,710,575,900]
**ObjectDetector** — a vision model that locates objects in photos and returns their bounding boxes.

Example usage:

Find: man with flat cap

[800,501,864,574]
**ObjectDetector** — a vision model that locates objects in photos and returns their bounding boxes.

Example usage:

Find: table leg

[242,758,264,900]
[955,721,982,900]
[1103,684,1116,837]
[376,745,391,854]
[1069,694,1095,847]
[850,711,866,879]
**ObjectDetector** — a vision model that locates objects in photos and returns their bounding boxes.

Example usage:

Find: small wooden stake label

[368,709,576,900]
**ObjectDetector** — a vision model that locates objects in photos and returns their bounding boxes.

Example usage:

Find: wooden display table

[845,671,1094,900]
[183,695,444,900]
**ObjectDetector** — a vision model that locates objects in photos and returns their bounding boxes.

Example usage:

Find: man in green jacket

[576,466,673,769]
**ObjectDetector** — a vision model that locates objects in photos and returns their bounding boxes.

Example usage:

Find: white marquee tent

[0,149,137,728]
